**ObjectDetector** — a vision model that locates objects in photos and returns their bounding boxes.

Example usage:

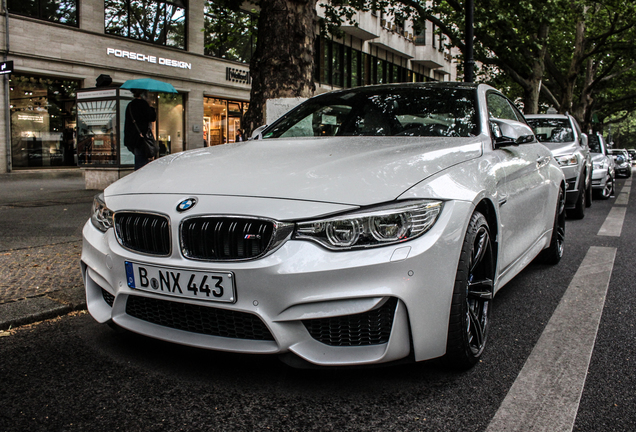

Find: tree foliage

[242,0,636,135]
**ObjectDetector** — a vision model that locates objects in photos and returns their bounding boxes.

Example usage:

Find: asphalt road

[0,172,634,432]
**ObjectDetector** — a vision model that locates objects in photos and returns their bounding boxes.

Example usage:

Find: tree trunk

[243,0,317,135]
[578,59,597,131]
[520,23,549,114]
[559,16,587,114]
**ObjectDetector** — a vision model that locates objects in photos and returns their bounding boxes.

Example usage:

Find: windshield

[527,118,574,143]
[262,87,480,138]
[587,134,604,154]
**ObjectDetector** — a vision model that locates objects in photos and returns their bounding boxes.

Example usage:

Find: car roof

[525,113,570,120]
[312,82,484,99]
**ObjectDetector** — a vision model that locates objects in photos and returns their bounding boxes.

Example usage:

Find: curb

[0,288,86,331]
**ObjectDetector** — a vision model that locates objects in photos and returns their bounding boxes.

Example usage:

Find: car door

[488,92,552,270]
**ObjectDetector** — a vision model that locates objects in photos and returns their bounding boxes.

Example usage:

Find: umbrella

[120,78,177,93]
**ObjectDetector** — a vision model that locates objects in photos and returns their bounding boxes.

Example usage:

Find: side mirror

[490,119,536,148]
[250,125,268,140]
[616,155,625,164]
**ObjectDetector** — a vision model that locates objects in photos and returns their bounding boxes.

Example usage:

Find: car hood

[106,136,483,206]
[541,142,578,157]
[591,153,608,163]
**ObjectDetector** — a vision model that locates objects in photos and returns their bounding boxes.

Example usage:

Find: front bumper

[591,168,610,190]
[615,165,631,177]
[81,198,474,367]
[559,165,582,208]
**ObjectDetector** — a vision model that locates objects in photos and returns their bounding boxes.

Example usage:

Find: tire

[445,211,494,369]
[595,173,614,200]
[567,187,585,220]
[540,187,565,265]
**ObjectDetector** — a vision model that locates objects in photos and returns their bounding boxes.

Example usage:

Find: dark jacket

[124,98,157,152]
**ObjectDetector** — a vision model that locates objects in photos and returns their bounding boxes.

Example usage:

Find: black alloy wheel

[540,186,566,265]
[445,211,494,369]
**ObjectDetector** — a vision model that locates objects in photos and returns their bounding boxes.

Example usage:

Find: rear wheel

[445,212,494,369]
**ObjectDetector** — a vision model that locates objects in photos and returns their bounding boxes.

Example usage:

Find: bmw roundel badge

[177,198,197,212]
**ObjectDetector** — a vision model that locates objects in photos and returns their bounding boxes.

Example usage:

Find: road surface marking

[598,207,626,237]
[615,185,630,206]
[486,246,616,432]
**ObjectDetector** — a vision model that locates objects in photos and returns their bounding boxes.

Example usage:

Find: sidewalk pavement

[0,169,99,330]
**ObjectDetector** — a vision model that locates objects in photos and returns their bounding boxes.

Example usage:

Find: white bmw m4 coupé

[82,83,565,369]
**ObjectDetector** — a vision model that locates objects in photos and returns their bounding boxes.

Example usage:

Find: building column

[0,74,7,173]
[189,0,205,55]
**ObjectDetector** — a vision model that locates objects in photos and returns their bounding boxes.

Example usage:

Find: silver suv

[526,113,592,219]
[588,133,616,200]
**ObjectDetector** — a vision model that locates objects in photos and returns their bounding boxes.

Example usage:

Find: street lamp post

[465,0,474,83]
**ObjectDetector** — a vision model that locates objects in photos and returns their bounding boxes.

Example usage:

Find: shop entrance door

[203,97,247,146]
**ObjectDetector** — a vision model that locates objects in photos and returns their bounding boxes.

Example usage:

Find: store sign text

[107,48,192,70]
[17,114,44,123]
[226,67,251,84]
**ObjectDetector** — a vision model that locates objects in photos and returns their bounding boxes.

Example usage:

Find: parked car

[627,149,636,165]
[609,149,632,178]
[588,133,616,199]
[82,83,565,370]
[526,113,592,219]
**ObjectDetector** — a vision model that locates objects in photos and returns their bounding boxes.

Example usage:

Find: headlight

[91,193,114,232]
[555,154,578,167]
[294,200,443,250]
[593,160,607,170]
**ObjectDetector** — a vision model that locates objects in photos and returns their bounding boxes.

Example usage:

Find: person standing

[124,89,157,170]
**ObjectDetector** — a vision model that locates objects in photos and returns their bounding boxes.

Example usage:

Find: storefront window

[77,99,118,166]
[10,75,79,169]
[203,97,247,146]
[78,89,183,167]
[8,0,78,26]
[204,1,258,63]
[105,0,186,49]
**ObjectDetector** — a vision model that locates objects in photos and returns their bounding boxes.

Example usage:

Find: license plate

[125,261,235,303]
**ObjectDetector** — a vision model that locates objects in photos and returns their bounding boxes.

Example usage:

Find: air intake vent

[303,298,398,346]
[126,295,275,341]
[102,289,115,307]
[115,212,170,256]
[181,217,278,261]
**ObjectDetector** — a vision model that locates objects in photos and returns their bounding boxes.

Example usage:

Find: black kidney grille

[126,295,275,341]
[181,217,274,260]
[303,298,398,346]
[115,212,170,256]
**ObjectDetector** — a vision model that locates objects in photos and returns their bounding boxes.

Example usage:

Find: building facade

[0,0,457,178]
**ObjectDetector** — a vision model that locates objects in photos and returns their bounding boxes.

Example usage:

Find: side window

[487,93,518,121]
